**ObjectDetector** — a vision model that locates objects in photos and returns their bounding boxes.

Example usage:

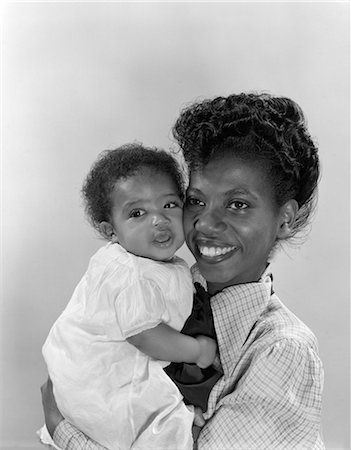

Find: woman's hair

[82,143,185,234]
[173,92,320,239]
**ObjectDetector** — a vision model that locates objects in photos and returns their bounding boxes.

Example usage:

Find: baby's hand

[195,335,217,369]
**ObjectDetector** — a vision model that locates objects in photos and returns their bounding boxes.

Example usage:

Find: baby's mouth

[154,232,172,244]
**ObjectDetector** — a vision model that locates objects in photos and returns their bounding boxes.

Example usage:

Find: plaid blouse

[54,265,324,450]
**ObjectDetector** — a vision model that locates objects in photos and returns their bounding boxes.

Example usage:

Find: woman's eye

[228,201,248,210]
[129,209,145,218]
[186,197,204,207]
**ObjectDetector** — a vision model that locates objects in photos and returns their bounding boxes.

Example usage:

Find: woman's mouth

[197,244,238,260]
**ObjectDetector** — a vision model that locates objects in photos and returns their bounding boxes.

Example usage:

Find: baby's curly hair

[173,92,320,238]
[82,143,185,235]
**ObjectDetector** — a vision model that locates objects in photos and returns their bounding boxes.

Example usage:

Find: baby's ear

[99,221,117,242]
[277,199,298,239]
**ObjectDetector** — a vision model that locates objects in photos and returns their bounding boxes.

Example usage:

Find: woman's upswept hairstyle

[82,143,185,235]
[173,92,320,238]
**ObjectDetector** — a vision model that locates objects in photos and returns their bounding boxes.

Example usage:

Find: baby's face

[108,169,184,261]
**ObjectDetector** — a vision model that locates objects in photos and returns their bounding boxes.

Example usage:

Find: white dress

[42,243,194,450]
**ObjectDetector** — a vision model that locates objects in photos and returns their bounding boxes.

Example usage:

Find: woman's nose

[194,210,226,235]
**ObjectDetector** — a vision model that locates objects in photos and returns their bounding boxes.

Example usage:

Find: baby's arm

[127,323,216,369]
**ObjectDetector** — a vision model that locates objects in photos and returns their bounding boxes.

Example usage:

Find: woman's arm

[127,323,217,369]
[40,378,109,450]
[40,378,64,437]
[197,339,324,449]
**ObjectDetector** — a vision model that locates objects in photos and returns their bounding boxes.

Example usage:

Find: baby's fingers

[193,406,205,427]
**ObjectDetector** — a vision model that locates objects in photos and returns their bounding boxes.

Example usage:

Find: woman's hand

[195,335,217,369]
[40,377,64,437]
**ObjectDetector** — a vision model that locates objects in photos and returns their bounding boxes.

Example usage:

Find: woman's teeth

[199,246,236,257]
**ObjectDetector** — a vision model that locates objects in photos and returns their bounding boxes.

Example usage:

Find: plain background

[1,2,350,449]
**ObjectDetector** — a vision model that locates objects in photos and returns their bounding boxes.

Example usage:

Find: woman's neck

[206,263,269,296]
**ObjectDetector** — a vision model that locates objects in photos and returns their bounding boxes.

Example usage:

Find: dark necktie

[164,282,222,411]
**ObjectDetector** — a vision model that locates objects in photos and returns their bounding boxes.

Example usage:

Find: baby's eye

[185,197,205,207]
[164,201,178,209]
[129,209,145,218]
[228,201,248,210]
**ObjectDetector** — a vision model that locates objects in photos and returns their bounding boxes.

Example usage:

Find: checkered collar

[191,264,273,377]
[191,263,273,292]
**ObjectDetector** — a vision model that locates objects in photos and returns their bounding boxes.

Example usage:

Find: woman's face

[183,154,287,294]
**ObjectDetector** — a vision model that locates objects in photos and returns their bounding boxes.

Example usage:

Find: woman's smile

[196,241,238,260]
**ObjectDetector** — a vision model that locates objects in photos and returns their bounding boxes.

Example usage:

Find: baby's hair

[82,143,185,235]
[173,92,320,239]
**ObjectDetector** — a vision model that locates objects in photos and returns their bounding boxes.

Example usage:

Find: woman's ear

[99,221,118,242]
[277,199,299,239]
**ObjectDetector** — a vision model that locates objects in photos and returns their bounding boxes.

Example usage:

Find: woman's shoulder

[259,294,319,351]
[250,297,323,387]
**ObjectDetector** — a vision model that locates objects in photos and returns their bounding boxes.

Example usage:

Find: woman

[41,92,324,449]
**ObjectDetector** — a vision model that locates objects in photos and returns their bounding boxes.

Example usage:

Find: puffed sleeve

[116,279,167,339]
[198,339,324,449]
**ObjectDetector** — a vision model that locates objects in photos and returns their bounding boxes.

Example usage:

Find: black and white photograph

[1,2,350,449]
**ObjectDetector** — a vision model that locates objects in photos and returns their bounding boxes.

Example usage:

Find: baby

[42,143,217,450]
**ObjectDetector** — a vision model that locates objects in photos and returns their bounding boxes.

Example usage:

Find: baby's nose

[151,214,170,228]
